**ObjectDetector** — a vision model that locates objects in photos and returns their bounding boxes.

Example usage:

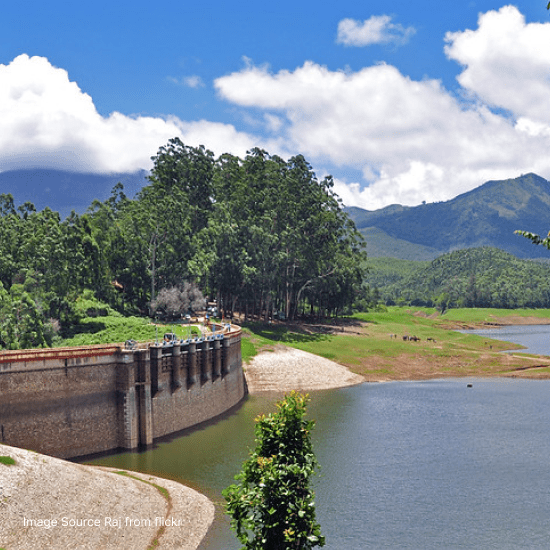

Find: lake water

[87,326,550,549]
[460,323,550,356]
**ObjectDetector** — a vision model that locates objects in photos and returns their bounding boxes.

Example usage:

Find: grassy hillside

[347,173,550,259]
[241,307,550,380]
[360,227,441,260]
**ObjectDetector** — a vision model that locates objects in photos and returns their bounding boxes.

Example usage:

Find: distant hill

[0,168,150,219]
[367,247,550,309]
[346,173,550,260]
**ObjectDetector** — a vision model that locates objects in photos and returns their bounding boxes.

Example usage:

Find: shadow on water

[73,397,250,465]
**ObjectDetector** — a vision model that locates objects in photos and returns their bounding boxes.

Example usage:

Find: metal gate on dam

[0,326,245,459]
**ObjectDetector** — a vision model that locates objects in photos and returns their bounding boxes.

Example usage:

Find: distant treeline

[367,247,550,311]
[0,139,366,349]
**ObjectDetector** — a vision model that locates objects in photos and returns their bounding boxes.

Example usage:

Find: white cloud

[444,5,550,124]
[168,75,205,88]
[184,75,205,88]
[215,52,550,209]
[172,119,263,159]
[4,4,550,212]
[336,15,416,47]
[0,55,254,173]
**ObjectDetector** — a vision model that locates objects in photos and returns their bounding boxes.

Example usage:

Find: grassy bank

[241,307,550,381]
[56,316,202,347]
[53,306,550,381]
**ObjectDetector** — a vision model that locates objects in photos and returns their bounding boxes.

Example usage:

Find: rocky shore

[0,444,214,550]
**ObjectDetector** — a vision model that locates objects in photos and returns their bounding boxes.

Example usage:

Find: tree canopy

[223,391,325,550]
[367,247,550,310]
[0,141,366,349]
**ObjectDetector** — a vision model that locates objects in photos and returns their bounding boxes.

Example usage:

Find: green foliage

[56,313,201,347]
[515,229,550,250]
[0,280,59,349]
[0,141,365,349]
[0,455,16,466]
[57,315,152,346]
[368,247,550,310]
[73,290,122,318]
[366,257,429,292]
[223,391,325,550]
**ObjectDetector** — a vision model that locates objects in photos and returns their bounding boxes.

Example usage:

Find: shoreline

[244,345,365,392]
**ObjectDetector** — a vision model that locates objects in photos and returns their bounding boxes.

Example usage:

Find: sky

[1,1,550,210]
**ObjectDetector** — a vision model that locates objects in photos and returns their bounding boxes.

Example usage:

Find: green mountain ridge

[346,173,550,260]
[368,247,550,309]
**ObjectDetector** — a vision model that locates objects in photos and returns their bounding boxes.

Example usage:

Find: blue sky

[1,1,550,209]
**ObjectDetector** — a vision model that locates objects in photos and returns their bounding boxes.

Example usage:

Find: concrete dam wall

[0,326,245,459]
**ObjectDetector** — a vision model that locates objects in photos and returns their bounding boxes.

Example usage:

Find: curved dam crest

[0,326,245,459]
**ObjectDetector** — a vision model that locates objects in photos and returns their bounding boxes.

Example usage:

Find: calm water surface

[87,326,550,549]
[461,323,550,356]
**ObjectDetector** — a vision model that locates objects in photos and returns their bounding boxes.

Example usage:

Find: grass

[241,307,550,380]
[51,305,550,380]
[0,456,16,466]
[439,307,550,324]
[57,316,202,347]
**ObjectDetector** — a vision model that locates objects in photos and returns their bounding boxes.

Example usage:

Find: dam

[0,325,245,459]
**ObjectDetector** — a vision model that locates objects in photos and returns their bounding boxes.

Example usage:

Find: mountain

[346,173,550,260]
[0,168,150,219]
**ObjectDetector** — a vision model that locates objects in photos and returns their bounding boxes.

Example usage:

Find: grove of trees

[0,139,366,349]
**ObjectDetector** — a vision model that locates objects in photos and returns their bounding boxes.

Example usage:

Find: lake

[460,323,550,356]
[87,325,550,549]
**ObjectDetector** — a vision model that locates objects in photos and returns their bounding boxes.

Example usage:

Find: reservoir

[459,323,550,356]
[87,326,550,549]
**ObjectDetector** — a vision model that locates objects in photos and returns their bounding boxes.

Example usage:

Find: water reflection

[87,377,550,550]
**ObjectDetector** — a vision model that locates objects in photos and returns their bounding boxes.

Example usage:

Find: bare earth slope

[0,444,214,550]
[245,346,364,393]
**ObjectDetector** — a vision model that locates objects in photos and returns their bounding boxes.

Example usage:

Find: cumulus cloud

[3,5,550,211]
[214,58,549,207]
[444,5,550,124]
[172,119,264,159]
[336,15,415,47]
[214,6,550,209]
[0,55,254,173]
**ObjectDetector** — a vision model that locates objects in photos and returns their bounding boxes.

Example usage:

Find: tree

[223,391,325,550]
[515,230,550,250]
[150,282,206,319]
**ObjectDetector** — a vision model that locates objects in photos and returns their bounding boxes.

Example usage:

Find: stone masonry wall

[0,328,245,459]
